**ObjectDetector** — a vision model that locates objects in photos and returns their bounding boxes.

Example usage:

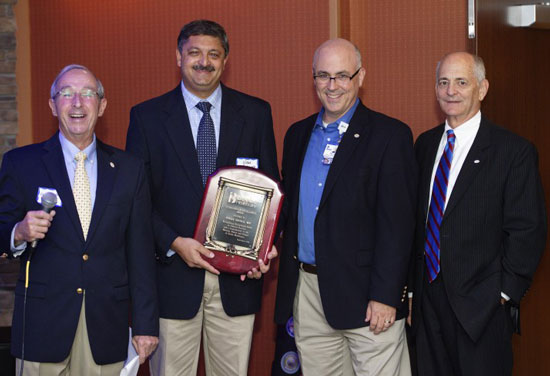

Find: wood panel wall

[343,0,468,137]
[476,1,550,374]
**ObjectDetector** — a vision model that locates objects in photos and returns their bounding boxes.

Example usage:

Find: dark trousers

[416,274,513,376]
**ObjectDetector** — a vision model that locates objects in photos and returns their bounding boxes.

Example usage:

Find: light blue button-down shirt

[297,99,359,265]
[180,81,222,150]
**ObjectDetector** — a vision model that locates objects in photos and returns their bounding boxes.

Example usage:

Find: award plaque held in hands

[194,166,284,274]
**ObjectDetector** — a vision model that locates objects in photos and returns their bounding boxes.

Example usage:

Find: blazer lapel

[41,133,83,242]
[162,87,204,198]
[289,119,316,219]
[86,141,116,245]
[443,119,492,219]
[217,85,244,167]
[318,104,370,209]
[419,125,445,218]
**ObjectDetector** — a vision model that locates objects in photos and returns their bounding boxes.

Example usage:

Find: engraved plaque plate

[194,167,284,274]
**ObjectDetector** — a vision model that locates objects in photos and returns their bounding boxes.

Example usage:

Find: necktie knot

[446,130,456,152]
[447,129,456,142]
[196,101,212,114]
[75,151,87,163]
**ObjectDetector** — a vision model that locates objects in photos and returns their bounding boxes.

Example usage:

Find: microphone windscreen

[41,192,57,213]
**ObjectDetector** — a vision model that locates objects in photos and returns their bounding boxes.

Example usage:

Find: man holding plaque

[275,38,417,375]
[126,20,279,375]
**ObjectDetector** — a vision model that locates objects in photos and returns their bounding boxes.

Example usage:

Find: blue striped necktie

[196,101,217,186]
[425,129,456,282]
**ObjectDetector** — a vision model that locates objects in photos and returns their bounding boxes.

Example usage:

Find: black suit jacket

[274,102,417,329]
[411,117,547,342]
[126,84,279,319]
[0,134,158,364]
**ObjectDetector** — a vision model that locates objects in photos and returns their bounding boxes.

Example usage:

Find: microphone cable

[18,243,36,376]
[18,192,57,376]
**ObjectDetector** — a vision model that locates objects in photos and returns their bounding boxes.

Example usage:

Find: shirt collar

[58,131,97,163]
[315,98,360,130]
[180,81,222,113]
[444,111,481,145]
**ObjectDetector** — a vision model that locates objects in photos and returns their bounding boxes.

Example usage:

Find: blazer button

[82,254,89,261]
[76,288,83,294]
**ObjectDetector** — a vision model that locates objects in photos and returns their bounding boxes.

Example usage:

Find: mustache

[192,64,215,72]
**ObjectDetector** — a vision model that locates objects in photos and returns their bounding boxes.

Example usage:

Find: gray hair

[436,53,486,83]
[50,64,105,99]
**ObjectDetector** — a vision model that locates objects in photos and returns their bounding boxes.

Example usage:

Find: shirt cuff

[500,292,511,301]
[408,292,413,298]
[167,249,175,257]
[11,224,27,257]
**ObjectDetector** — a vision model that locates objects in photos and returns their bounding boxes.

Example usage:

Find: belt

[299,262,317,275]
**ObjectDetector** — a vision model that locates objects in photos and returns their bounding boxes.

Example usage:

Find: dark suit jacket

[411,117,547,342]
[274,101,417,329]
[0,133,159,364]
[126,84,279,319]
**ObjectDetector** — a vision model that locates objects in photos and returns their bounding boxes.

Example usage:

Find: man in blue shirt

[275,38,417,375]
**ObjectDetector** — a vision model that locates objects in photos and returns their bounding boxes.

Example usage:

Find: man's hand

[365,300,396,335]
[171,237,220,275]
[132,335,159,364]
[407,297,413,326]
[240,245,278,281]
[14,210,56,246]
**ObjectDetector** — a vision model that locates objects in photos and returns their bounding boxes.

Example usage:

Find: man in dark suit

[410,52,547,375]
[274,38,416,375]
[0,65,159,375]
[126,20,279,375]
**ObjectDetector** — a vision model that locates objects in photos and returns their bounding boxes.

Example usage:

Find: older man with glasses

[275,38,417,375]
[0,64,158,376]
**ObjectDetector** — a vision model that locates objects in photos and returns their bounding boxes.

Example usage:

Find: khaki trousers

[293,270,411,376]
[16,297,124,376]
[149,271,255,376]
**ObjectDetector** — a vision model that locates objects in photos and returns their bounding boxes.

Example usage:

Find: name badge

[338,121,349,135]
[322,144,339,165]
[36,187,62,207]
[236,157,259,169]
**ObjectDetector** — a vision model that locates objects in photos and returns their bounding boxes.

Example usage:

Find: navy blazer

[274,102,417,329]
[411,117,547,342]
[126,84,279,319]
[0,134,158,364]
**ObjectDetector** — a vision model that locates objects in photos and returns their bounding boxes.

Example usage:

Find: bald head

[312,38,365,123]
[313,38,362,72]
[436,52,486,84]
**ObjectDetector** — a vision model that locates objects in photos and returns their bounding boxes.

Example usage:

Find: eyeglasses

[313,68,361,84]
[54,88,99,100]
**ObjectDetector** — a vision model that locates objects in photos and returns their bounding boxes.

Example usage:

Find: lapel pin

[354,133,360,138]
[110,162,115,168]
[474,160,480,164]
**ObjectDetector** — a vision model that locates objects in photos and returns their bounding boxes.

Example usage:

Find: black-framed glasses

[313,68,361,84]
[54,88,99,100]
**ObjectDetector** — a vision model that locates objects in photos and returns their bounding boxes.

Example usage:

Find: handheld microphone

[30,192,57,248]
